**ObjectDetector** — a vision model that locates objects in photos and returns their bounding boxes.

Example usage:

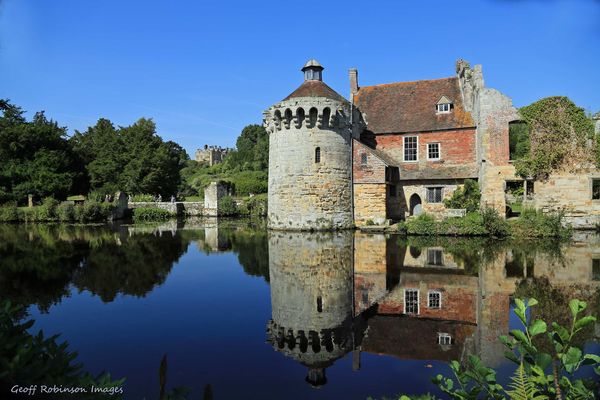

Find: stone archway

[409,194,422,216]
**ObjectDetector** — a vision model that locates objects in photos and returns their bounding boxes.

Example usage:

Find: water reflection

[265,231,600,386]
[1,222,599,397]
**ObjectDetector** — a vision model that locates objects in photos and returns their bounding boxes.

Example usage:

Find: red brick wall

[353,139,386,183]
[373,128,477,173]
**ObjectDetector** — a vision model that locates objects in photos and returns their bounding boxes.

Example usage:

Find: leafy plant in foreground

[432,298,599,399]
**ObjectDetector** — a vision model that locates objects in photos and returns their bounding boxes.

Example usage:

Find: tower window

[317,296,323,312]
[315,147,321,163]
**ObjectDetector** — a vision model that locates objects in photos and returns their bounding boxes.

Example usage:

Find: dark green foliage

[513,97,595,180]
[224,124,269,171]
[510,207,571,238]
[405,213,488,236]
[56,202,75,222]
[0,200,114,223]
[71,118,189,197]
[443,179,481,213]
[481,207,510,238]
[0,204,19,222]
[133,207,175,222]
[0,100,80,204]
[508,121,531,161]
[218,196,238,216]
[0,300,125,398]
[229,170,268,196]
[405,213,438,235]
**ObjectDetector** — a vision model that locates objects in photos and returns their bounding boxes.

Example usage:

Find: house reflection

[266,231,600,386]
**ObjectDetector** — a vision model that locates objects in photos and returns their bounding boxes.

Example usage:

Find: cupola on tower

[263,60,358,230]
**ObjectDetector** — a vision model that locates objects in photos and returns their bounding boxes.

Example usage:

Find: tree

[0,100,79,203]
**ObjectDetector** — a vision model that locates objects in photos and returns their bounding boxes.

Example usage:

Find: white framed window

[427,249,444,266]
[428,291,442,308]
[403,136,418,162]
[438,333,452,345]
[404,288,419,314]
[426,187,443,203]
[436,103,451,113]
[427,143,441,160]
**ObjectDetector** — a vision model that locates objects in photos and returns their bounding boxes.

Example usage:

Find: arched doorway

[409,194,422,216]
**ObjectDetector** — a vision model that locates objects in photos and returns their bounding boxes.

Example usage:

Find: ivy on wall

[513,96,595,181]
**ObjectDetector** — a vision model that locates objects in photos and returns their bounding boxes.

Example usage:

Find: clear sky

[1,0,598,156]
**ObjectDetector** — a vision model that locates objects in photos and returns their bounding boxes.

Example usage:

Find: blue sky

[1,0,598,156]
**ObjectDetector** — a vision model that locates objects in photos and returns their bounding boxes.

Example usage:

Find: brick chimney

[349,68,359,97]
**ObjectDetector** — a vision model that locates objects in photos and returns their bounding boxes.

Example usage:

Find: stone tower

[266,231,354,386]
[263,60,357,230]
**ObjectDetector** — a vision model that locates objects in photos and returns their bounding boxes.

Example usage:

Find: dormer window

[436,96,453,113]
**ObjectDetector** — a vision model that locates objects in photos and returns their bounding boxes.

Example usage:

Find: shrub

[439,212,487,236]
[0,204,20,222]
[33,197,59,221]
[245,194,268,217]
[218,196,238,216]
[511,207,571,238]
[396,221,408,235]
[229,171,268,196]
[56,202,75,222]
[406,213,437,235]
[133,207,174,222]
[73,201,115,222]
[365,219,375,226]
[481,206,510,237]
[443,179,481,213]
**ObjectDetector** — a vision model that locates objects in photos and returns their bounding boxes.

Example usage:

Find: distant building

[195,145,231,166]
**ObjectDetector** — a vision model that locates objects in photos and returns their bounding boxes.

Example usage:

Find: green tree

[0,100,79,203]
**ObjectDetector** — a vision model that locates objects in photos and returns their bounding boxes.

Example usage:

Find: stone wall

[532,172,600,228]
[353,183,386,225]
[128,201,204,216]
[400,180,461,218]
[264,97,355,230]
[204,182,227,217]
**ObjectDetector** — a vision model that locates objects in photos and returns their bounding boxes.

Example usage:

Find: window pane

[404,137,417,161]
[428,291,441,308]
[428,143,440,159]
[405,289,419,314]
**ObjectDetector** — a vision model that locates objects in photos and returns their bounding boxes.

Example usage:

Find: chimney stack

[349,68,359,97]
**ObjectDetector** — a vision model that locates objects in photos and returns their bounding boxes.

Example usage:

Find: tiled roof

[354,77,475,134]
[283,80,347,103]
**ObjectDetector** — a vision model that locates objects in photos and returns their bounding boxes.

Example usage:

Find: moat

[1,221,599,399]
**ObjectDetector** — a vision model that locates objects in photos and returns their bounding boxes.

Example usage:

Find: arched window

[284,108,292,129]
[296,108,305,128]
[322,107,331,128]
[315,147,321,163]
[309,107,318,128]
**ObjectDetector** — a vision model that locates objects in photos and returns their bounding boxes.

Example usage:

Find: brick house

[352,71,481,223]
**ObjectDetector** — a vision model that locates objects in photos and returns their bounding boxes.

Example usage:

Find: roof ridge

[359,76,456,91]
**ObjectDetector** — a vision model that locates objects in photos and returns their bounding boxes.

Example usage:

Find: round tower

[266,231,354,386]
[263,60,356,230]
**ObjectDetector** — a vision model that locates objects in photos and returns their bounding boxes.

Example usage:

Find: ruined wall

[264,98,355,230]
[456,60,519,214]
[204,182,227,217]
[532,172,600,229]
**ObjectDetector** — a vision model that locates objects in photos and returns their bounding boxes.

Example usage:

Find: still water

[1,221,599,399]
